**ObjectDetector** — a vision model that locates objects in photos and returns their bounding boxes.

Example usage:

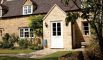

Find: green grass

[0,56,37,60]
[38,51,73,60]
[43,51,72,58]
[0,49,34,54]
[0,51,74,60]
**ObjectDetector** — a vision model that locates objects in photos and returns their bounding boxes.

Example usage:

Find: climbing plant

[29,15,44,37]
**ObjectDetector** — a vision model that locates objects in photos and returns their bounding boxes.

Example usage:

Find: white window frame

[82,22,90,36]
[52,22,61,36]
[23,5,33,15]
[0,9,2,17]
[19,28,34,38]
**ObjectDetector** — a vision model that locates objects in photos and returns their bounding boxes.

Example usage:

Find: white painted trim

[43,4,66,20]
[19,28,34,38]
[82,22,90,36]
[23,5,33,15]
[50,21,64,48]
[0,10,2,17]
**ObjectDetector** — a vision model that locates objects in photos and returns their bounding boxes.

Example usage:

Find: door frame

[50,21,63,48]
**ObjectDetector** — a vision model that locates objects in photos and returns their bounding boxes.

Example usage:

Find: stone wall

[0,16,29,37]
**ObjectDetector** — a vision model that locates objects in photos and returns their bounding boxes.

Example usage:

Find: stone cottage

[0,0,90,50]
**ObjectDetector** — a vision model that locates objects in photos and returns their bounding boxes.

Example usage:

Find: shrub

[18,39,29,49]
[2,33,13,48]
[2,33,19,49]
[28,44,43,50]
[28,45,35,50]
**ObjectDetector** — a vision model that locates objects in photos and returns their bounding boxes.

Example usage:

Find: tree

[29,15,44,37]
[62,0,103,57]
[29,15,44,46]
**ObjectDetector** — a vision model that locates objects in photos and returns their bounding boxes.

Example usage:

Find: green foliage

[0,56,36,60]
[29,15,44,37]
[66,12,79,26]
[18,39,28,49]
[63,0,103,59]
[0,49,33,54]
[28,43,43,50]
[85,39,102,60]
[2,33,19,49]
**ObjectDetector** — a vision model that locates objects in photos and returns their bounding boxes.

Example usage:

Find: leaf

[65,12,79,26]
[29,15,44,37]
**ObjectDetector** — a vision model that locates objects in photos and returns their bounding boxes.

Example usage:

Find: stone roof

[1,0,81,18]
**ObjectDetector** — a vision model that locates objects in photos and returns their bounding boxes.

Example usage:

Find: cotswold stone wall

[0,16,29,36]
[43,5,72,50]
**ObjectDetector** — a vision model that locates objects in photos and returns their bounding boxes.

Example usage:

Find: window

[23,5,33,15]
[19,28,34,38]
[0,30,2,36]
[0,9,2,17]
[82,22,90,35]
[52,22,61,36]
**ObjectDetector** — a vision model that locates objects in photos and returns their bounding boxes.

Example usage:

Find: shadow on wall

[72,22,85,49]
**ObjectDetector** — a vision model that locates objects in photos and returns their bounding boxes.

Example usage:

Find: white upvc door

[51,21,63,48]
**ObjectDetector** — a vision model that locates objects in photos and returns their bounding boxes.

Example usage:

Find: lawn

[43,51,71,58]
[38,51,72,60]
[0,56,36,60]
[0,51,82,60]
[0,49,34,54]
[0,51,72,60]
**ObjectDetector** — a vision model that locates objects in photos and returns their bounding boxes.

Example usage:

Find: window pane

[84,27,89,30]
[83,23,88,26]
[25,28,28,31]
[25,32,29,37]
[83,22,89,35]
[53,32,56,36]
[84,31,89,35]
[57,31,61,36]
[57,27,61,31]
[20,29,23,37]
[53,23,56,28]
[28,5,32,13]
[20,32,23,37]
[24,6,28,14]
[57,23,61,27]
[0,10,2,17]
[53,28,56,32]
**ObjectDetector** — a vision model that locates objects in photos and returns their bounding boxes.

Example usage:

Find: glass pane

[20,29,23,32]
[53,23,56,28]
[28,5,32,13]
[20,29,23,37]
[84,31,89,35]
[57,32,61,36]
[25,28,28,31]
[24,6,28,14]
[53,28,56,32]
[83,23,88,26]
[53,32,56,36]
[57,27,61,31]
[57,23,61,27]
[25,32,29,37]
[20,33,23,37]
[84,27,89,30]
